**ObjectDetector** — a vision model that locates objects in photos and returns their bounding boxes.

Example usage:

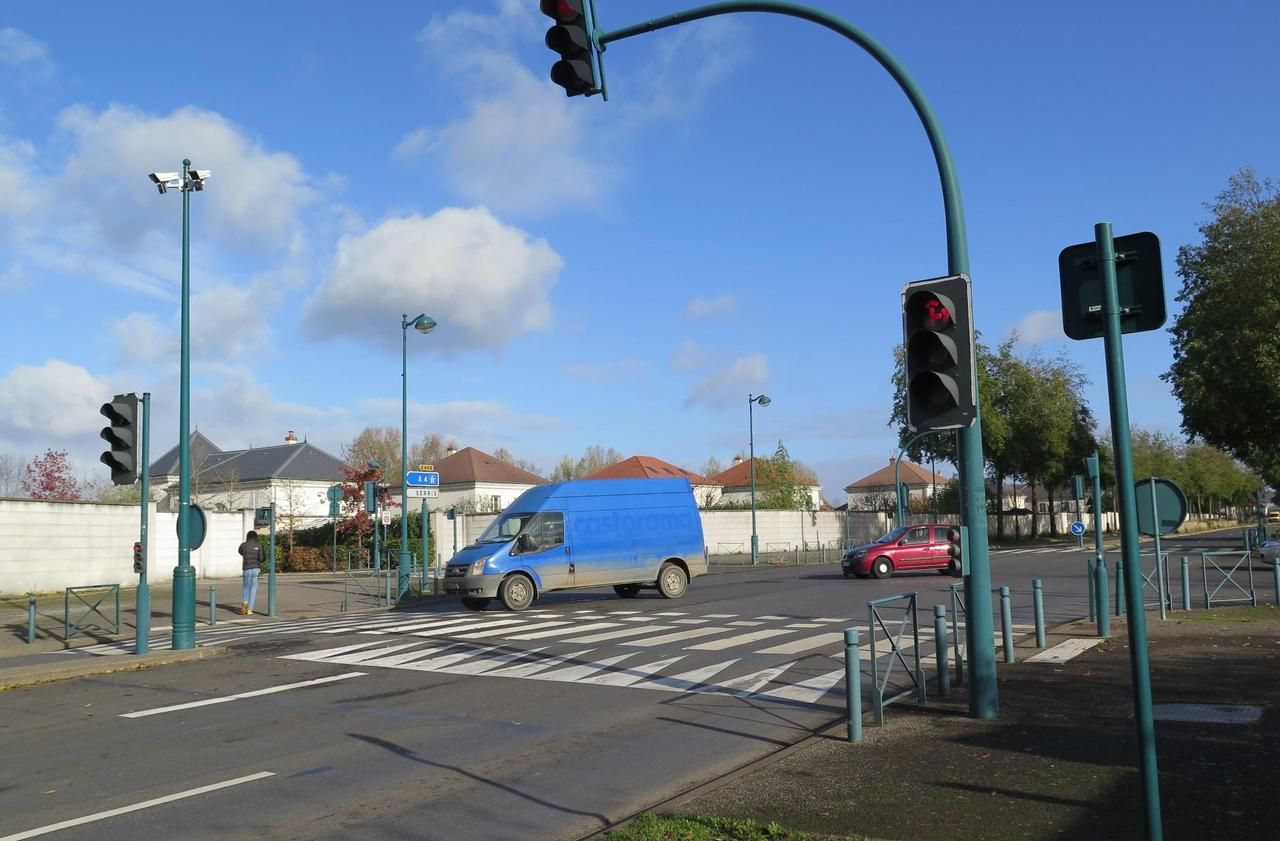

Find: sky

[1,0,1278,504]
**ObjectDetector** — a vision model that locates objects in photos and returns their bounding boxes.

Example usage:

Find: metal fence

[708,541,843,567]
[1201,550,1256,609]
[866,591,925,725]
[64,584,120,642]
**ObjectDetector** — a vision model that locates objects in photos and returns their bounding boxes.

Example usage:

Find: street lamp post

[748,393,771,566]
[148,160,210,651]
[399,314,436,601]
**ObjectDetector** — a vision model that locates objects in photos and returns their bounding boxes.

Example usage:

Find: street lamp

[400,313,437,601]
[748,393,771,566]
[148,159,210,651]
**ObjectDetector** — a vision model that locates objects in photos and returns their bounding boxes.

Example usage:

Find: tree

[700,456,724,479]
[342,426,403,476]
[21,449,83,501]
[336,463,391,542]
[756,440,810,510]
[1165,168,1280,487]
[0,453,27,497]
[492,446,542,476]
[547,445,623,481]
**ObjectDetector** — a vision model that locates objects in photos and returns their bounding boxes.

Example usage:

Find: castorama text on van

[443,478,708,612]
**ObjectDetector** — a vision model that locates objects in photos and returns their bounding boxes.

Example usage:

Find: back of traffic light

[133,541,144,574]
[902,275,977,433]
[99,393,140,486]
[946,525,967,577]
[541,0,603,97]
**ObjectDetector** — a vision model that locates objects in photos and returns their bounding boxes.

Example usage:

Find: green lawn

[605,814,863,841]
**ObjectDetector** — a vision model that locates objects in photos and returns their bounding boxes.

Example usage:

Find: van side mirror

[517,532,535,553]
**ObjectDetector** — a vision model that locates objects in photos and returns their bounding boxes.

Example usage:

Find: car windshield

[875,527,910,544]
[474,512,536,544]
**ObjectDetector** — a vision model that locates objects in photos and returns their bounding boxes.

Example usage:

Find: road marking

[704,613,737,618]
[484,648,594,679]
[688,629,797,651]
[0,771,275,841]
[407,617,529,636]
[756,615,789,620]
[785,623,822,629]
[635,659,739,692]
[121,673,365,718]
[456,620,575,639]
[561,624,677,643]
[578,655,685,687]
[360,645,458,667]
[727,620,764,627]
[713,661,799,696]
[759,669,845,703]
[621,627,726,647]
[756,632,847,655]
[508,621,621,640]
[536,651,639,683]
[651,611,688,616]
[671,618,711,624]
[1026,637,1105,664]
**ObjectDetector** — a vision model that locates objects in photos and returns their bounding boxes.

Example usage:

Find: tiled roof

[844,459,939,491]
[712,458,818,489]
[438,447,546,486]
[149,431,222,477]
[583,455,712,484]
[151,435,345,483]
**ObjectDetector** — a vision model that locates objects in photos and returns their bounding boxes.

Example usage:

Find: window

[518,512,564,554]
[903,527,930,545]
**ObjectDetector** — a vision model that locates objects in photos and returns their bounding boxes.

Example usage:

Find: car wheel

[871,557,894,580]
[613,584,642,598]
[461,597,491,611]
[498,574,535,612]
[657,562,688,599]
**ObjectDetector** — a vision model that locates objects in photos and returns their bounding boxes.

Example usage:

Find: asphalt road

[0,532,1244,841]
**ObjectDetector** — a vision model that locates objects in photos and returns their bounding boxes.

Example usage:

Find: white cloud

[0,360,113,440]
[683,294,738,320]
[191,283,271,358]
[0,138,43,220]
[363,397,559,444]
[0,28,53,75]
[56,104,319,254]
[1010,309,1066,346]
[114,312,176,364]
[684,354,768,408]
[302,206,562,352]
[563,359,647,384]
[671,339,708,371]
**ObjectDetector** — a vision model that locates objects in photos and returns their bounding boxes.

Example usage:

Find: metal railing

[947,582,966,686]
[1201,550,1256,609]
[1138,551,1172,618]
[866,592,925,725]
[341,554,393,611]
[64,584,120,642]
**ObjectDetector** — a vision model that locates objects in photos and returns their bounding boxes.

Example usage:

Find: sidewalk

[0,570,433,685]
[660,605,1280,841]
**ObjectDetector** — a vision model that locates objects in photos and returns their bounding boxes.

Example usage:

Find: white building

[844,457,946,511]
[395,446,546,513]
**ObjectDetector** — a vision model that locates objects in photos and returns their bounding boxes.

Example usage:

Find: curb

[0,645,230,691]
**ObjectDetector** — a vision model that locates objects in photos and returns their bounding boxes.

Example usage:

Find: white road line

[688,629,797,651]
[322,642,431,665]
[651,611,688,616]
[439,647,547,675]
[508,621,621,640]
[814,617,851,623]
[704,613,738,618]
[756,632,847,655]
[561,624,677,643]
[756,615,789,620]
[120,673,365,718]
[712,661,798,696]
[578,655,685,687]
[671,618,710,625]
[635,659,739,693]
[727,620,764,627]
[456,620,576,639]
[280,640,388,661]
[484,649,594,679]
[360,645,457,668]
[605,610,642,615]
[621,627,727,647]
[535,652,639,683]
[0,771,276,841]
[408,617,529,636]
[401,645,504,672]
[1026,637,1105,663]
[785,623,822,629]
[759,669,845,703]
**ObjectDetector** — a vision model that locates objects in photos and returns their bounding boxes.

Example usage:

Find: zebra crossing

[990,545,1091,555]
[274,606,1033,704]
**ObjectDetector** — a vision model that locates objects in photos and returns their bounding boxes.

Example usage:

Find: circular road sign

[179,503,208,550]
[1135,477,1188,537]
[327,484,344,503]
[1070,521,1086,537]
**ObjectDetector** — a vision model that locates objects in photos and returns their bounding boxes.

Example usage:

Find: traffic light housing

[902,274,977,432]
[99,393,140,486]
[365,482,378,514]
[946,525,966,577]
[133,541,144,574]
[541,0,598,96]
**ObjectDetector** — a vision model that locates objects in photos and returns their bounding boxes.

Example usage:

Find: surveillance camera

[149,172,179,184]
[190,169,211,180]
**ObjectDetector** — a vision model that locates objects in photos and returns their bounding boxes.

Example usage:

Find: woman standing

[238,530,264,615]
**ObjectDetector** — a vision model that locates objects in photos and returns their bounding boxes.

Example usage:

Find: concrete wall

[1,498,249,595]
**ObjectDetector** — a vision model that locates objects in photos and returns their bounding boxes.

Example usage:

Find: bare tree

[699,456,724,479]
[1,453,29,497]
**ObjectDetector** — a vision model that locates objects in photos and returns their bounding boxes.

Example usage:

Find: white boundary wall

[1,498,251,595]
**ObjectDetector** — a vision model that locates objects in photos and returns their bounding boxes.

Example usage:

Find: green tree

[1165,168,1280,487]
[757,441,809,510]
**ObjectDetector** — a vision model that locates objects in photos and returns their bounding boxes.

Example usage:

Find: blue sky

[1,1,1277,503]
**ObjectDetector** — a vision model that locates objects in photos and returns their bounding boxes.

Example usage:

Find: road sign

[405,470,440,487]
[181,503,208,550]
[326,485,343,503]
[1070,521,1086,537]
[381,510,392,526]
[1135,477,1187,536]
[1059,231,1166,341]
[407,487,440,499]
[328,501,340,518]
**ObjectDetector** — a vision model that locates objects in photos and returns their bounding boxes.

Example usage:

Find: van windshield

[875,527,910,544]
[474,512,536,544]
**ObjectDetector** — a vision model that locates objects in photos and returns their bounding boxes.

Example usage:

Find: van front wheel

[461,597,491,611]
[657,563,688,599]
[499,574,535,612]
[614,584,641,599]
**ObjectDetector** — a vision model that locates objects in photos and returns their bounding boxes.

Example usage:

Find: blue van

[443,478,707,611]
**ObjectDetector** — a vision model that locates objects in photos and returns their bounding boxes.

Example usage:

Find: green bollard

[27,595,36,644]
[1116,559,1126,617]
[1033,579,1046,648]
[1096,557,1111,639]
[933,605,950,697]
[209,584,216,626]
[1273,558,1280,607]
[1087,557,1097,622]
[1000,586,1015,664]
[1181,556,1191,611]
[844,628,862,743]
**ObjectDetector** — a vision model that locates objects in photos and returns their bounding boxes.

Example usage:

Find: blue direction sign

[405,470,440,487]
[1070,521,1086,537]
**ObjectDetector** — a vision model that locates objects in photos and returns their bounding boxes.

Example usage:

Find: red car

[841,524,959,579]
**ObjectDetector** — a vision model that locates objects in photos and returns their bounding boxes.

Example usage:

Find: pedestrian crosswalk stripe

[562,624,678,644]
[322,641,427,665]
[651,611,688,616]
[785,623,822,629]
[484,648,594,679]
[689,629,796,651]
[714,661,798,696]
[405,617,528,636]
[456,620,571,640]
[704,613,738,618]
[445,646,547,675]
[362,644,459,668]
[535,651,638,683]
[756,632,848,656]
[759,669,846,704]
[727,620,764,627]
[634,658,739,693]
[622,627,726,647]
[508,621,621,641]
[671,618,711,624]
[578,655,685,687]
[756,615,788,620]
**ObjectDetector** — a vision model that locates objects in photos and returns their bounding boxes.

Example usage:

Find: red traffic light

[540,0,582,23]
[906,291,955,331]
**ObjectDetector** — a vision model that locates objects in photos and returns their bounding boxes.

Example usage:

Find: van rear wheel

[657,562,688,599]
[613,584,641,599]
[499,574,535,612]
[461,597,491,611]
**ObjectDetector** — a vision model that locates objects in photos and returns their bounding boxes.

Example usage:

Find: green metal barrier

[64,584,120,642]
[867,591,925,725]
[1201,551,1257,609]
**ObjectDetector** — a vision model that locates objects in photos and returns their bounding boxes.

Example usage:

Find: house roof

[711,457,819,489]
[438,447,546,486]
[583,455,712,484]
[844,458,939,492]
[150,431,222,477]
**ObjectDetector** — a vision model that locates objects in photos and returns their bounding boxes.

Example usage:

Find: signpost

[328,485,343,575]
[1070,521,1086,538]
[1060,224,1166,841]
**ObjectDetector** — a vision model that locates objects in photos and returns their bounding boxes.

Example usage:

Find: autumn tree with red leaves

[21,449,84,501]
[336,463,395,541]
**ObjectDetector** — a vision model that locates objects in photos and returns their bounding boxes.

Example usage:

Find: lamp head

[755,394,771,407]
[413,315,437,334]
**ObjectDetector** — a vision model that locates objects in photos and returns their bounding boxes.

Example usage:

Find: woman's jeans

[242,568,261,610]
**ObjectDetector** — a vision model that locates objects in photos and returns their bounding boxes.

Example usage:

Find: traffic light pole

[172,158,196,651]
[895,429,945,525]
[136,393,151,656]
[596,0,999,719]
[1095,222,1163,841]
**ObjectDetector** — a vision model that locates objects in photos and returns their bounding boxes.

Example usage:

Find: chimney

[889,455,896,464]
[285,430,298,445]
[446,444,458,457]
[733,454,743,466]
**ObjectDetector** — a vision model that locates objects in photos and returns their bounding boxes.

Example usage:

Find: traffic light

[99,393,140,486]
[541,0,598,96]
[946,525,965,577]
[133,541,144,574]
[902,274,976,432]
[365,482,378,514]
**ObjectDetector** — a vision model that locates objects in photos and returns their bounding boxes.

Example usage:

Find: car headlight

[469,556,491,575]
